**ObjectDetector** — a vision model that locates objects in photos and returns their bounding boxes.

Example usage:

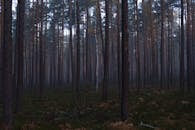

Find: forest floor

[4,87,195,130]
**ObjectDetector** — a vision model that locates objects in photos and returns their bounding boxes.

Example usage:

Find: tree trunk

[39,0,44,97]
[180,0,185,91]
[142,0,146,88]
[160,0,164,88]
[186,0,191,91]
[116,0,121,98]
[0,0,4,100]
[76,0,80,101]
[121,0,129,121]
[95,26,99,91]
[15,0,25,113]
[135,0,140,90]
[102,0,109,101]
[85,1,89,83]
[96,0,104,89]
[2,0,13,129]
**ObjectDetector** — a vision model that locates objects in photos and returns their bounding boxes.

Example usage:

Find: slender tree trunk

[61,4,65,84]
[96,0,104,87]
[142,0,146,88]
[135,0,140,90]
[167,8,172,89]
[170,7,174,87]
[51,6,56,87]
[0,0,3,90]
[44,0,48,86]
[96,0,104,53]
[39,0,44,97]
[95,27,99,91]
[180,0,185,91]
[160,0,164,88]
[116,0,121,98]
[68,1,73,79]
[85,1,89,83]
[57,24,60,84]
[102,0,109,101]
[121,0,129,121]
[186,0,191,91]
[192,0,195,90]
[76,0,80,101]
[68,0,75,99]
[35,0,39,89]
[15,0,25,113]
[31,0,35,89]
[2,0,13,129]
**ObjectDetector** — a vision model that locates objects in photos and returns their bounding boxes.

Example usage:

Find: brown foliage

[107,121,136,130]
[58,123,87,130]
[21,122,39,130]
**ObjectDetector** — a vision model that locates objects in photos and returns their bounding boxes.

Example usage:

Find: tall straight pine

[121,0,129,121]
[2,0,13,129]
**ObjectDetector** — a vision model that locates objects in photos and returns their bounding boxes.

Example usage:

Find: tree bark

[76,0,80,100]
[121,0,129,121]
[186,0,191,91]
[135,0,140,90]
[180,0,185,91]
[116,0,121,98]
[2,0,13,129]
[15,0,25,113]
[160,0,165,88]
[85,1,89,83]
[40,0,45,96]
[102,0,109,101]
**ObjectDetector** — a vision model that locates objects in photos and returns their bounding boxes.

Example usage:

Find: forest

[0,0,195,129]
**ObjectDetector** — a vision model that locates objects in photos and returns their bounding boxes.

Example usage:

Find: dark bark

[85,1,89,83]
[0,0,4,99]
[142,0,146,88]
[160,0,164,88]
[121,0,129,121]
[76,0,80,100]
[186,0,191,91]
[96,0,104,57]
[102,0,109,101]
[39,0,44,97]
[68,0,74,87]
[167,7,173,89]
[2,0,13,129]
[135,0,140,90]
[116,0,121,98]
[15,0,25,113]
[192,0,195,89]
[180,0,185,90]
